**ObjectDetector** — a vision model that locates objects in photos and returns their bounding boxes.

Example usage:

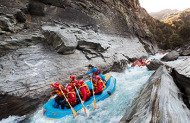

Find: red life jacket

[79,83,91,98]
[93,67,101,76]
[54,89,64,97]
[94,80,103,93]
[66,91,77,106]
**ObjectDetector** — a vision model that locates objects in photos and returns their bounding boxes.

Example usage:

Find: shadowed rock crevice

[171,69,190,109]
[0,94,46,120]
[76,40,108,60]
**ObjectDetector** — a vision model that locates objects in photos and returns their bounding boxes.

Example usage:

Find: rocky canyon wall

[0,0,157,119]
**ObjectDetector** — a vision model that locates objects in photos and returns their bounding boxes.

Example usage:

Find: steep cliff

[0,0,157,119]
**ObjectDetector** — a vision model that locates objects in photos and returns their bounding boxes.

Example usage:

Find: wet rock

[120,66,190,123]
[28,3,45,16]
[42,29,77,55]
[171,57,190,109]
[146,59,163,70]
[15,11,26,23]
[110,59,128,72]
[161,50,179,61]
[0,94,41,120]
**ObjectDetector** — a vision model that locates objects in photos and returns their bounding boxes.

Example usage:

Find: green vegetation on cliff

[146,9,190,49]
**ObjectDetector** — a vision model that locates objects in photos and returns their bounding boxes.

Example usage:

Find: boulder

[42,30,78,54]
[161,50,179,61]
[182,46,190,56]
[146,59,163,70]
[15,11,26,23]
[28,3,45,16]
[120,66,190,123]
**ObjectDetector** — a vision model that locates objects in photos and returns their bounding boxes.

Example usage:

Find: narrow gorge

[0,0,190,123]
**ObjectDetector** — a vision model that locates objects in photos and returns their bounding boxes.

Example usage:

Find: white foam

[0,115,25,123]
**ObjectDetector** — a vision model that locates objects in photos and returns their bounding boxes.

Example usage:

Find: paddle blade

[94,101,97,109]
[71,107,77,117]
[105,73,112,82]
[83,106,87,115]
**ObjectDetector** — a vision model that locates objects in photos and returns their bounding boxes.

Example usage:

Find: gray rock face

[146,59,163,70]
[43,29,77,54]
[161,50,179,61]
[120,66,190,123]
[171,57,190,109]
[0,32,44,57]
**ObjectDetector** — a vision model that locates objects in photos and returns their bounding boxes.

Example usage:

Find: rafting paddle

[59,86,77,117]
[90,78,97,109]
[104,73,112,84]
[74,85,87,115]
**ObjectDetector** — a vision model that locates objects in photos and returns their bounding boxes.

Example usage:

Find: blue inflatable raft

[43,75,116,119]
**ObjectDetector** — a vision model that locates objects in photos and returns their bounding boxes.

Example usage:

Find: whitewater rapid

[1,54,168,123]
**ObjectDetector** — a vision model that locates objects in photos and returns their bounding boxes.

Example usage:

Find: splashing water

[0,116,26,123]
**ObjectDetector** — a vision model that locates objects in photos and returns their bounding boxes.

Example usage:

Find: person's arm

[86,68,97,74]
[60,85,67,93]
[68,93,76,102]
[52,91,57,94]
[81,87,87,101]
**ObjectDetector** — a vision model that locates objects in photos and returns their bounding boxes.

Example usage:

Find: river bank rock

[171,57,190,109]
[161,50,179,61]
[146,59,163,70]
[120,66,190,123]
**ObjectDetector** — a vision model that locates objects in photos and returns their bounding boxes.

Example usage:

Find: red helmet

[78,80,84,85]
[52,82,60,88]
[66,86,72,91]
[138,58,142,62]
[95,75,101,80]
[70,75,75,80]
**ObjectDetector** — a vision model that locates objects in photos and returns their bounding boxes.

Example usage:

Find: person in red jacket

[78,80,91,103]
[67,75,79,91]
[92,75,104,95]
[51,82,67,108]
[61,86,79,109]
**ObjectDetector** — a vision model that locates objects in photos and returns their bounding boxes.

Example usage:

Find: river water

[1,54,168,123]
